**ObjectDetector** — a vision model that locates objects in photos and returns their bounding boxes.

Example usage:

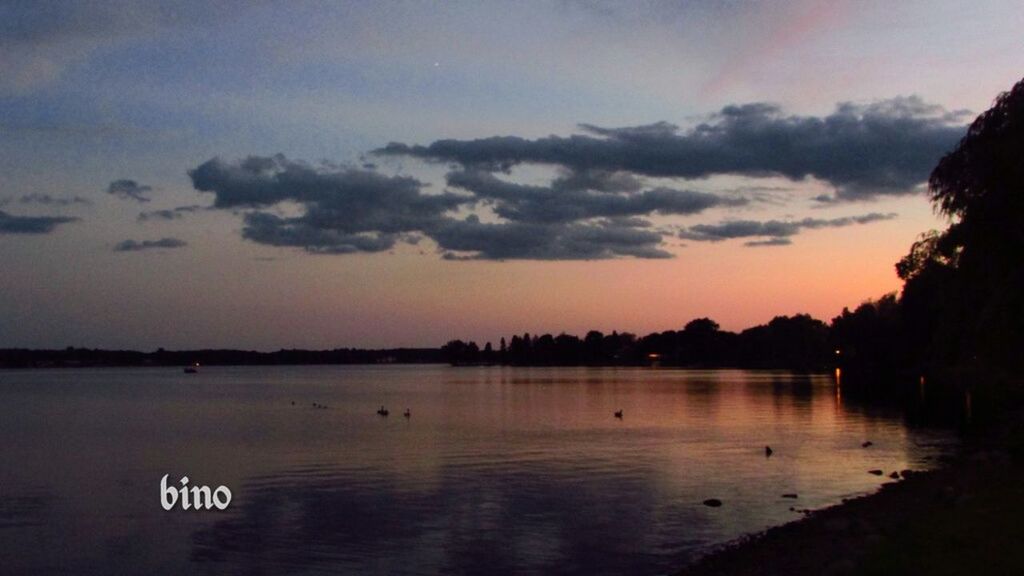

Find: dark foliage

[443,314,831,371]
[830,294,905,374]
[898,77,1024,375]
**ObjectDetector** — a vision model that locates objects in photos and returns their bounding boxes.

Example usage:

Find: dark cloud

[744,237,793,247]
[113,237,187,252]
[240,210,671,261]
[107,179,153,202]
[431,215,671,261]
[137,205,204,222]
[377,97,967,200]
[186,155,689,260]
[550,169,643,193]
[0,210,78,234]
[183,153,891,260]
[679,212,897,245]
[800,213,897,228]
[188,154,467,224]
[188,154,476,255]
[16,193,92,206]
[241,212,399,255]
[681,219,801,241]
[445,170,745,224]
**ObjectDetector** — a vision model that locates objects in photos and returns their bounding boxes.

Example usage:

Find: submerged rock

[703,498,723,507]
[868,469,884,476]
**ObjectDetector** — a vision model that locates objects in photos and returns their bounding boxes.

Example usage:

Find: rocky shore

[679,443,1023,575]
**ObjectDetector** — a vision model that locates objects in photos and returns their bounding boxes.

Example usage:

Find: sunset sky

[1,0,1021,350]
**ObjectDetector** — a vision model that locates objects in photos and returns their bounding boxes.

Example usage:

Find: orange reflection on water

[834,367,842,409]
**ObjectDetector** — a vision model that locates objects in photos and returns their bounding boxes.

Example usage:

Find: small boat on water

[184,363,200,374]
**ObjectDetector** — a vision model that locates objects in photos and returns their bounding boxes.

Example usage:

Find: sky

[1,0,1022,350]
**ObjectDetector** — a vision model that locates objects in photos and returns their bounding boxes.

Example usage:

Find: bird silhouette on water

[403,408,411,418]
[614,409,623,419]
[377,405,389,416]
[765,446,773,458]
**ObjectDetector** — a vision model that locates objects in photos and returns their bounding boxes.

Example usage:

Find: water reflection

[835,368,843,410]
[192,457,692,575]
[0,366,956,576]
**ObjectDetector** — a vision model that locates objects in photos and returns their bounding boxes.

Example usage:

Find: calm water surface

[0,366,955,575]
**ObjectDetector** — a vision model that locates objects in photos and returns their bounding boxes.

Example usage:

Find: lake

[0,366,955,575]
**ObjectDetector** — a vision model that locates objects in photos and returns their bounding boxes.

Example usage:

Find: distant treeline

[0,347,444,369]
[439,293,929,375]
[442,315,837,371]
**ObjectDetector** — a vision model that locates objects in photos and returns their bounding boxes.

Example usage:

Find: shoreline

[678,435,1023,575]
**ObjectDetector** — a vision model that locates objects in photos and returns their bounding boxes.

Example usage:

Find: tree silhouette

[830,294,903,374]
[684,318,720,334]
[899,76,1024,374]
[929,80,1024,222]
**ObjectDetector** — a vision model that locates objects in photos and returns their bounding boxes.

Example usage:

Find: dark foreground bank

[679,427,1024,576]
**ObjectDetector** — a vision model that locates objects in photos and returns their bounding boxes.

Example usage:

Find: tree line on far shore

[0,347,444,369]
[441,301,904,373]
[442,314,836,371]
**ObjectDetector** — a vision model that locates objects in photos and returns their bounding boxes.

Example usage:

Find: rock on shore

[678,449,1023,576]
